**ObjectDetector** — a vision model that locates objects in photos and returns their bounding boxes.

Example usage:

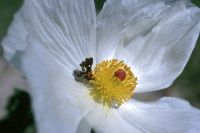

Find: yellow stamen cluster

[89,59,137,108]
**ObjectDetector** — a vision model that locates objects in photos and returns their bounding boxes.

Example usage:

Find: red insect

[114,69,126,81]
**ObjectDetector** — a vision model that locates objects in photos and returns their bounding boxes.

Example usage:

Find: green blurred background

[0,0,199,133]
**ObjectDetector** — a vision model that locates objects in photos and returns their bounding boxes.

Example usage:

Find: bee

[73,57,95,81]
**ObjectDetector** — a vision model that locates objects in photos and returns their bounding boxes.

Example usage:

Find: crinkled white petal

[2,0,96,69]
[87,109,140,133]
[118,97,200,133]
[96,0,170,62]
[85,97,200,133]
[76,118,92,133]
[22,39,91,133]
[98,0,200,92]
[79,95,140,133]
[81,87,200,133]
[70,92,200,133]
[2,0,96,132]
[1,10,28,70]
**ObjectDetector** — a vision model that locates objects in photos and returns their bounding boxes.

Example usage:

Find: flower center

[74,58,137,108]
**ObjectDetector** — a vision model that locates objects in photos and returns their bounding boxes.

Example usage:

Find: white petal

[96,0,170,62]
[1,10,28,70]
[98,0,200,92]
[22,40,87,133]
[2,0,96,69]
[2,0,97,132]
[83,99,140,133]
[69,95,200,133]
[118,97,200,133]
[76,119,92,133]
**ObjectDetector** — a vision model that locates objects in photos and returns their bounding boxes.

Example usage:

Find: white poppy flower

[2,0,200,133]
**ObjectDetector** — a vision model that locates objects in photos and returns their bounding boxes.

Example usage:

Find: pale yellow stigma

[89,59,137,108]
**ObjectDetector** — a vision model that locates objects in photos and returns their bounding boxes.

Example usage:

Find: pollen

[89,59,137,108]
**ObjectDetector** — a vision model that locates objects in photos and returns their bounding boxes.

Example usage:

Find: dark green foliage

[0,0,23,41]
[192,0,200,7]
[0,89,36,133]
[91,129,96,133]
[95,0,106,13]
[0,45,3,57]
